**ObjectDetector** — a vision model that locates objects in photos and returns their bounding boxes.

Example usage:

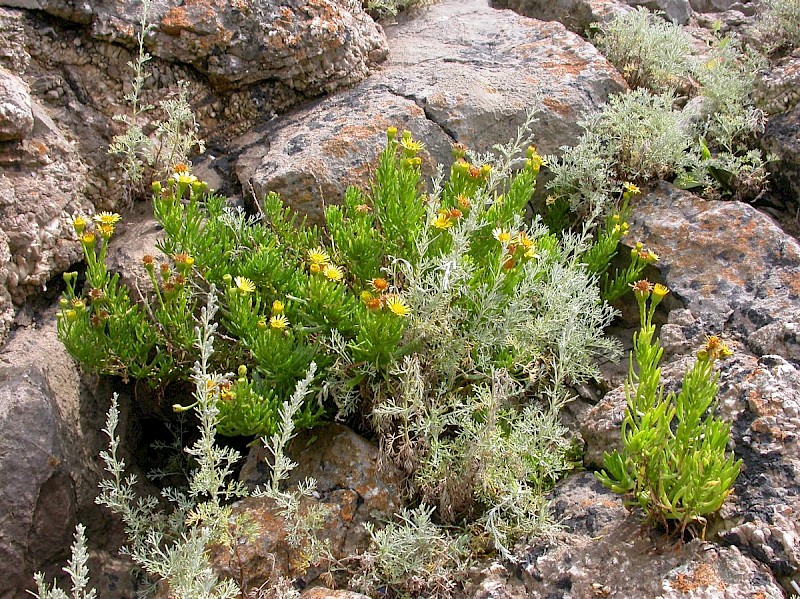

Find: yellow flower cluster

[72,212,122,244]
[307,247,345,282]
[360,277,411,317]
[493,228,540,269]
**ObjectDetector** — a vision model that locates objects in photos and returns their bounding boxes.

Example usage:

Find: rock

[234,0,626,220]
[518,472,785,598]
[490,0,634,36]
[714,354,800,594]
[224,424,404,592]
[233,86,455,223]
[0,101,92,346]
[0,66,34,141]
[10,0,388,93]
[626,182,800,359]
[755,54,800,116]
[0,310,110,599]
[761,99,800,212]
[626,0,692,24]
[105,202,164,302]
[688,0,747,14]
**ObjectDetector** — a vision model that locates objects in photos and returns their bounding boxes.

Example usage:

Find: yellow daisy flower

[432,213,453,229]
[323,264,344,282]
[308,247,329,266]
[269,314,290,331]
[385,295,411,317]
[492,228,512,243]
[72,215,87,235]
[272,300,285,314]
[234,276,256,295]
[93,212,122,225]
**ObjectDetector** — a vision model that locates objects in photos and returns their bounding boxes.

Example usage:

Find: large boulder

[0,100,92,346]
[490,0,634,36]
[233,0,626,220]
[216,424,406,593]
[0,310,121,599]
[625,182,800,357]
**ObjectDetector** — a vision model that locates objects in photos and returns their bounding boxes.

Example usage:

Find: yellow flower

[93,212,122,226]
[699,335,733,361]
[623,182,641,197]
[399,133,425,156]
[652,283,669,299]
[308,247,329,266]
[310,263,322,275]
[98,224,115,239]
[272,300,285,314]
[432,213,453,229]
[492,228,512,243]
[323,264,344,282]
[72,215,87,235]
[361,290,374,303]
[515,231,535,249]
[638,250,659,264]
[174,172,199,185]
[385,295,411,317]
[269,314,290,331]
[80,232,96,246]
[524,246,540,259]
[370,278,389,293]
[234,276,256,295]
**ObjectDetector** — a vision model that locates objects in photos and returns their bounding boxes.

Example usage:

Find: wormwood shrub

[596,281,742,537]
[755,0,800,55]
[550,7,770,225]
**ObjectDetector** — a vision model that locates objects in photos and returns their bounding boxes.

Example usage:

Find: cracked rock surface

[232,0,626,221]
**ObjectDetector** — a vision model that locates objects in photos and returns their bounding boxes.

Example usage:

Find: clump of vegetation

[363,0,426,19]
[596,281,742,537]
[593,7,697,94]
[352,504,470,598]
[755,0,800,55]
[549,6,770,224]
[59,120,629,584]
[108,0,204,200]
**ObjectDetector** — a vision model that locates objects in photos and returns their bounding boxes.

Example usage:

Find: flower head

[448,208,463,219]
[93,212,122,226]
[432,213,453,229]
[399,136,425,157]
[652,283,669,299]
[370,278,389,293]
[698,335,733,361]
[234,276,256,295]
[323,264,344,282]
[72,215,87,235]
[308,247,329,266]
[98,224,115,239]
[142,254,155,271]
[80,232,96,246]
[272,300,285,314]
[457,195,471,209]
[269,314,290,331]
[365,297,383,311]
[355,203,372,214]
[385,295,411,317]
[492,228,512,243]
[630,279,654,301]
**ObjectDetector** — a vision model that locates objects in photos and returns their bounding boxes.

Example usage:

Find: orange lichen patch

[671,563,725,593]
[161,1,219,36]
[321,123,391,158]
[161,7,193,34]
[542,96,571,117]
